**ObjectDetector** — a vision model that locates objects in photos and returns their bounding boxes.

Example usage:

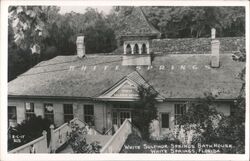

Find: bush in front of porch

[68,122,102,153]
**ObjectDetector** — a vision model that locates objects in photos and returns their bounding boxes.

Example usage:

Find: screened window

[44,103,54,123]
[84,105,94,126]
[161,113,169,128]
[25,102,35,119]
[174,104,186,125]
[63,104,73,123]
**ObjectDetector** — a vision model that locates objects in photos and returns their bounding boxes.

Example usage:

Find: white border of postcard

[0,0,249,161]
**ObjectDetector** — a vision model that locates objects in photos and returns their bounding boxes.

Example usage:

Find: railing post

[50,125,55,153]
[42,130,48,152]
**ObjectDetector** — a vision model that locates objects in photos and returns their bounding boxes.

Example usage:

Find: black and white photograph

[0,0,249,160]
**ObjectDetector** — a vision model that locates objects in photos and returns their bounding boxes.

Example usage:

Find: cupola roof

[118,7,161,38]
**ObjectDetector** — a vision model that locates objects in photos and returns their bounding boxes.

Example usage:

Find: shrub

[68,122,102,153]
[8,115,51,151]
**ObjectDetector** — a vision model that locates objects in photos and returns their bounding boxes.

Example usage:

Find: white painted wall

[8,98,231,134]
[156,102,175,134]
[8,99,108,132]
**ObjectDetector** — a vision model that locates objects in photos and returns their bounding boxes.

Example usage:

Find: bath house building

[8,7,245,136]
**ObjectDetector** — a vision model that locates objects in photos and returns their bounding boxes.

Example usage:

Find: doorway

[112,110,131,127]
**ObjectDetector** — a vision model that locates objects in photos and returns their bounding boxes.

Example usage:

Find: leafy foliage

[69,123,102,153]
[132,85,158,140]
[178,91,245,153]
[178,93,220,128]
[177,93,223,144]
[8,6,59,51]
[144,6,245,38]
[8,115,51,151]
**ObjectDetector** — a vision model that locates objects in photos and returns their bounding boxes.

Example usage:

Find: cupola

[117,7,161,66]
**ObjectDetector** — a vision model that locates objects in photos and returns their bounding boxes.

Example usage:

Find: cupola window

[126,44,132,54]
[142,43,147,54]
[134,44,139,54]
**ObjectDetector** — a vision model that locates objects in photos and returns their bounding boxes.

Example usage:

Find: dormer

[117,7,161,66]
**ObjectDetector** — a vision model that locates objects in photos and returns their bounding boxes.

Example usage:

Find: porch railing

[9,118,103,153]
[104,127,113,135]
[100,118,133,153]
[9,131,48,153]
[69,118,101,135]
[50,117,101,152]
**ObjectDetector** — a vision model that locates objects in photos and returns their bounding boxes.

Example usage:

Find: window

[174,104,186,125]
[120,111,130,125]
[161,113,169,128]
[126,44,132,54]
[8,106,17,123]
[84,105,94,126]
[63,104,73,123]
[134,44,139,54]
[25,102,35,119]
[8,106,17,120]
[44,103,54,123]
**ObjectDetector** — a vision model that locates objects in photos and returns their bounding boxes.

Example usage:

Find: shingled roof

[8,54,244,100]
[112,37,245,55]
[117,7,161,38]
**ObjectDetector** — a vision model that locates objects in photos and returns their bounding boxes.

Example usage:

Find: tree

[132,85,158,140]
[8,6,58,52]
[8,19,32,81]
[62,8,117,54]
[140,7,245,38]
[177,93,223,144]
[8,6,61,81]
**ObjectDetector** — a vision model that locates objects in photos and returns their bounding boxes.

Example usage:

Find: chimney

[211,28,220,68]
[76,36,85,58]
